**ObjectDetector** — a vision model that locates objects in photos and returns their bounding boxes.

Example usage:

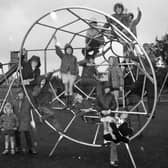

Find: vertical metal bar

[44,50,47,75]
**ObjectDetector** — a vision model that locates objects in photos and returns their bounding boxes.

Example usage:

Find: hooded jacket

[21,55,41,86]
[55,44,78,75]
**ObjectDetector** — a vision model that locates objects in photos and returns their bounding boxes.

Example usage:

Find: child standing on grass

[0,102,19,155]
[54,36,78,109]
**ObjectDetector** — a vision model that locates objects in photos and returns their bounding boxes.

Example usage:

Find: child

[21,54,41,95]
[0,102,19,155]
[78,56,98,91]
[14,89,37,154]
[127,7,142,37]
[96,82,119,167]
[85,18,104,58]
[107,56,124,111]
[54,37,78,109]
[112,3,127,24]
[97,82,132,168]
[105,3,128,30]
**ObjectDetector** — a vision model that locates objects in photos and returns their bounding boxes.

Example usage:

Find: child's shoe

[10,149,15,155]
[29,148,37,155]
[110,161,120,168]
[2,149,9,155]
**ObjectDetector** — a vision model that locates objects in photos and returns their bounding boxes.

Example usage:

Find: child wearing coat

[96,82,132,168]
[21,55,41,88]
[107,56,124,111]
[78,56,98,93]
[127,8,142,37]
[54,37,78,108]
[96,82,120,167]
[85,18,104,58]
[14,89,37,154]
[0,102,19,155]
[105,3,128,31]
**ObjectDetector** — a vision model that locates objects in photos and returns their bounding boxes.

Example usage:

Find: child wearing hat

[54,37,78,109]
[0,102,19,155]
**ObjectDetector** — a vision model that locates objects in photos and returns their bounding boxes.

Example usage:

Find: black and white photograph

[0,0,167,168]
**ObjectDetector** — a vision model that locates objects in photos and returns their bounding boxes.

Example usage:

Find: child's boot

[2,149,9,155]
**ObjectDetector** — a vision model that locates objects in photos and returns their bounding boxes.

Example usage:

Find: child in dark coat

[21,55,41,86]
[78,56,98,93]
[85,18,104,57]
[14,89,37,154]
[96,82,132,168]
[21,54,41,99]
[96,82,119,167]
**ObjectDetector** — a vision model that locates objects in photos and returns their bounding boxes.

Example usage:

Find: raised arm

[132,8,142,26]
[55,45,64,59]
[54,36,64,59]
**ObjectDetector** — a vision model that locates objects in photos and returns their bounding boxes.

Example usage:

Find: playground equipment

[0,7,158,168]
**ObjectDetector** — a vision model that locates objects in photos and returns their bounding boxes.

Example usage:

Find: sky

[0,0,168,72]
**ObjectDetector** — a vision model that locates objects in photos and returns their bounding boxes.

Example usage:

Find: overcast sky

[0,0,168,66]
